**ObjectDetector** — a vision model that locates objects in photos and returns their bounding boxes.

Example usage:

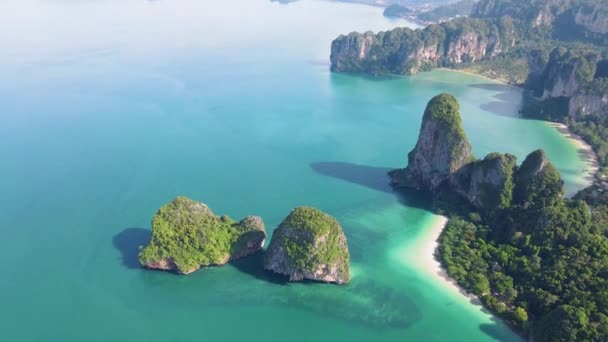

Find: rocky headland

[389,93,539,213]
[386,93,608,339]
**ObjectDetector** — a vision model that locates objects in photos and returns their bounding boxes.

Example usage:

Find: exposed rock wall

[330,17,514,75]
[264,207,350,285]
[540,47,598,99]
[391,94,561,213]
[390,93,473,191]
[574,5,608,34]
[569,93,608,117]
[455,153,517,210]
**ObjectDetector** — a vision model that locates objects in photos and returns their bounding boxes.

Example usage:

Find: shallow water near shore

[0,0,592,341]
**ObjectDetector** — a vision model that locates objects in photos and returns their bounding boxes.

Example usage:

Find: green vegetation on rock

[436,152,608,338]
[330,17,514,75]
[391,93,473,192]
[138,196,266,274]
[423,93,468,148]
[513,150,564,208]
[264,207,350,284]
[391,94,608,339]
[335,1,608,336]
[464,152,517,210]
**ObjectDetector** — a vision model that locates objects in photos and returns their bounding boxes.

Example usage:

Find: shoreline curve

[548,122,599,189]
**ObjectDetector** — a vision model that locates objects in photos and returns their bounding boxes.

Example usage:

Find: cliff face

[533,5,555,27]
[329,31,377,72]
[138,197,266,274]
[447,31,501,64]
[231,216,268,259]
[540,47,598,99]
[390,93,473,191]
[573,5,608,34]
[330,18,513,75]
[455,153,517,210]
[473,0,557,26]
[264,207,350,285]
[569,93,608,117]
[391,94,562,212]
[526,47,607,120]
[473,0,608,42]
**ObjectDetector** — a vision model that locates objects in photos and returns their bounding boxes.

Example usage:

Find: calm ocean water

[0,1,589,341]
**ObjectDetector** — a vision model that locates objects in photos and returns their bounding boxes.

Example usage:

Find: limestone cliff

[533,5,555,28]
[473,0,608,43]
[473,0,557,27]
[522,46,607,121]
[568,78,608,117]
[330,17,514,75]
[138,197,266,274]
[539,47,598,99]
[573,4,608,34]
[329,31,377,72]
[390,94,562,213]
[390,93,473,192]
[569,93,608,117]
[455,153,517,210]
[264,207,350,285]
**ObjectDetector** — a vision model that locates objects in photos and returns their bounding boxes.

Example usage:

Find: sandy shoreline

[548,122,599,186]
[437,67,511,84]
[414,123,598,307]
[414,215,482,305]
[416,122,599,303]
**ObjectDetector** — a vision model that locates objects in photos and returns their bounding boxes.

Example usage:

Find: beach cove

[0,0,597,341]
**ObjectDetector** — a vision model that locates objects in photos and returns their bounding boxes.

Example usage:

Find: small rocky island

[264,207,351,284]
[138,196,266,274]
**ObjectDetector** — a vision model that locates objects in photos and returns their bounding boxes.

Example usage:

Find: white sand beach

[411,215,482,305]
[548,122,599,187]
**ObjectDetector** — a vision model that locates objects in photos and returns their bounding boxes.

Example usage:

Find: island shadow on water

[112,227,288,284]
[110,162,515,337]
[311,161,523,340]
[229,251,289,285]
[112,228,151,269]
[468,83,524,118]
[110,226,425,330]
[113,162,428,275]
[309,161,431,210]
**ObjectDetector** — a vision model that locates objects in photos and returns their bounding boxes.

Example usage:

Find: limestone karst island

[264,207,350,284]
[5,0,608,341]
[138,196,267,274]
[139,198,351,284]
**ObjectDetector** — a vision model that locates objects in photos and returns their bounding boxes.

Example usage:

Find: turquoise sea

[0,1,592,341]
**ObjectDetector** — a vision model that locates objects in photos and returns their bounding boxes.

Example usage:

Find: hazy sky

[0,0,412,64]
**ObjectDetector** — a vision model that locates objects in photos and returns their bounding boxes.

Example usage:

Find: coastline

[413,215,482,305]
[437,67,513,85]
[548,122,599,186]
[411,122,600,304]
